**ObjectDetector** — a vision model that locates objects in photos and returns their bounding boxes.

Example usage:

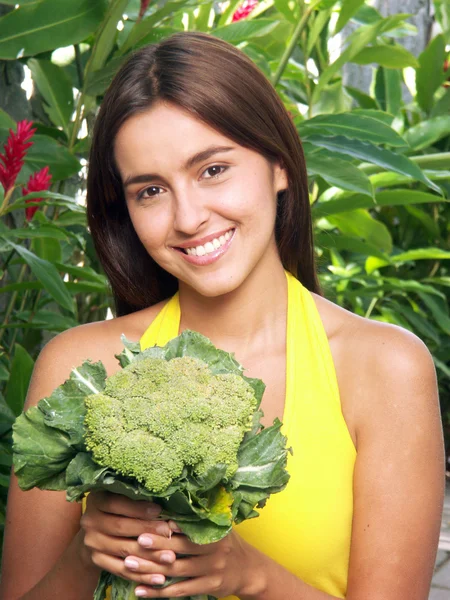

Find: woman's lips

[174,229,236,266]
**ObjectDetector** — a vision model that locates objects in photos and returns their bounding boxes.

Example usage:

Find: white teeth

[183,229,234,257]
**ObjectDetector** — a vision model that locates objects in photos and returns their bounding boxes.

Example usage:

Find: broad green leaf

[297,112,406,146]
[375,66,402,116]
[416,34,447,114]
[312,190,445,219]
[32,236,62,263]
[88,0,129,74]
[388,301,440,345]
[312,18,387,104]
[4,241,75,313]
[416,292,450,335]
[82,55,126,98]
[306,152,373,197]
[27,59,73,132]
[213,18,279,43]
[334,0,365,34]
[391,248,450,263]
[0,395,16,437]
[431,87,450,118]
[370,170,450,188]
[327,209,392,253]
[5,191,84,216]
[305,135,441,192]
[0,109,15,128]
[194,1,214,31]
[351,109,395,125]
[0,224,70,242]
[275,0,299,24]
[0,0,107,60]
[404,116,450,151]
[5,344,34,417]
[315,232,390,260]
[12,310,78,332]
[307,8,332,55]
[119,0,196,54]
[404,204,440,239]
[0,281,43,295]
[25,135,80,181]
[352,44,419,68]
[344,85,378,109]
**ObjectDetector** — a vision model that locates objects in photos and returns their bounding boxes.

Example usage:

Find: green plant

[12,330,291,600]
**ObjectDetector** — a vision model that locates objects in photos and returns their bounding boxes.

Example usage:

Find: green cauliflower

[84,356,258,494]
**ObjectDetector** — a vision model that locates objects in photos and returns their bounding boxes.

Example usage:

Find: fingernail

[138,534,153,548]
[151,575,165,585]
[160,552,173,563]
[124,557,139,570]
[135,589,147,597]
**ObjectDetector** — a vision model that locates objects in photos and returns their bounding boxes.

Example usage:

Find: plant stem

[74,44,84,89]
[0,187,14,217]
[271,0,322,87]
[0,263,27,346]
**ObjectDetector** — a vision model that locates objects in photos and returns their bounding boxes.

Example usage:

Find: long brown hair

[87,31,321,316]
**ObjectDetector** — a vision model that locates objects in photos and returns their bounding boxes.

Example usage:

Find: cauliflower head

[84,356,257,493]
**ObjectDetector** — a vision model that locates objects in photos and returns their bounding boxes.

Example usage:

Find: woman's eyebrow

[123,145,235,188]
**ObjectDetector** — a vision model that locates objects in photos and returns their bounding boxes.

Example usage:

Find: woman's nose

[172,190,210,235]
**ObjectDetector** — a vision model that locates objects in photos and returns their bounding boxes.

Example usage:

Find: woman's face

[114,101,288,298]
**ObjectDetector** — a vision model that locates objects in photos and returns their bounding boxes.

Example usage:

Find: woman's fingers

[88,491,162,520]
[83,530,177,564]
[124,553,212,579]
[138,533,211,555]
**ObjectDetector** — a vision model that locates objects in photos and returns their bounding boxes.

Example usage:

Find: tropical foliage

[0,0,449,557]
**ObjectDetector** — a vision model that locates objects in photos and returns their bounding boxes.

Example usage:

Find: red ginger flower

[0,120,36,193]
[23,166,52,221]
[232,0,258,22]
[139,0,151,19]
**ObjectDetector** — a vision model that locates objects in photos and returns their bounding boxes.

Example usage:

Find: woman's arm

[122,323,444,600]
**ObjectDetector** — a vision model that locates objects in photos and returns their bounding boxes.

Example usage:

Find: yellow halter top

[139,271,356,599]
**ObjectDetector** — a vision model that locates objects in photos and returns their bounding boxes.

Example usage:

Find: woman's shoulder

[311,291,437,446]
[26,299,169,409]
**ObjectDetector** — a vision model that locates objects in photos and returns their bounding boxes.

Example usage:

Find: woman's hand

[79,491,173,582]
[122,524,261,598]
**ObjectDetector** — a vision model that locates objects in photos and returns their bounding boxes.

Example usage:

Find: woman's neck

[178,259,288,359]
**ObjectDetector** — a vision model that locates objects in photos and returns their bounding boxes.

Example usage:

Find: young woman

[1,32,445,600]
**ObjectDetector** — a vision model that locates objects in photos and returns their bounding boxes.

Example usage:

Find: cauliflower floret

[84,355,257,493]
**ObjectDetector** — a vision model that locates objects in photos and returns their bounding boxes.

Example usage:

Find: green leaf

[306,152,373,197]
[3,241,75,313]
[84,55,127,97]
[0,392,18,437]
[88,0,129,74]
[327,209,392,253]
[352,44,419,68]
[374,66,402,116]
[0,109,15,129]
[315,232,390,260]
[415,292,450,335]
[431,87,450,118]
[27,59,74,132]
[5,344,34,417]
[334,0,366,34]
[312,18,387,104]
[0,0,108,60]
[416,34,447,114]
[344,85,379,109]
[213,18,279,43]
[32,236,62,263]
[4,191,84,215]
[312,190,445,219]
[388,301,440,345]
[0,224,70,242]
[119,0,196,54]
[25,135,80,181]
[307,8,332,55]
[305,135,440,192]
[404,116,450,151]
[11,310,78,332]
[297,112,407,146]
[391,248,450,263]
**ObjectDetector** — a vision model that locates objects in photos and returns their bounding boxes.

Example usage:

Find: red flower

[23,166,52,221]
[139,0,151,19]
[232,0,258,22]
[0,120,36,193]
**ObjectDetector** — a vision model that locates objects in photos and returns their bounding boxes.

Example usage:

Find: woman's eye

[202,165,227,179]
[137,185,163,200]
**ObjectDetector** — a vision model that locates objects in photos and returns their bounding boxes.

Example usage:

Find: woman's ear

[273,161,289,195]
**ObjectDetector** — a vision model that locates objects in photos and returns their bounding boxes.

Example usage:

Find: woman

[1,32,445,600]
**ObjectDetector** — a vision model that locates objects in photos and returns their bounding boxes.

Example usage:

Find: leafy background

[0,0,449,557]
